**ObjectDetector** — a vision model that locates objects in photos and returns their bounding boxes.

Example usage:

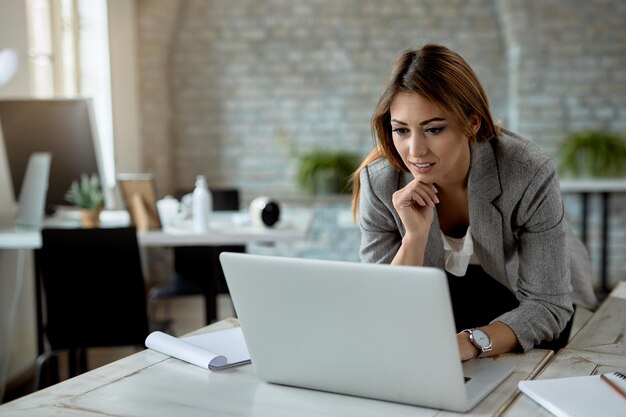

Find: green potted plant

[296,151,359,195]
[65,173,105,227]
[559,130,626,178]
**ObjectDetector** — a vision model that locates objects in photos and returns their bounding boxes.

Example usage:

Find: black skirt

[446,264,574,352]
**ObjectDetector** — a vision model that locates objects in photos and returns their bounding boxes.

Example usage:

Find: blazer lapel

[425,212,444,268]
[469,141,508,283]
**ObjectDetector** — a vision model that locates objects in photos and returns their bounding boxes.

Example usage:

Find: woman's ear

[470,114,481,135]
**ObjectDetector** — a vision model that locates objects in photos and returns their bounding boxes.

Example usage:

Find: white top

[441,226,480,277]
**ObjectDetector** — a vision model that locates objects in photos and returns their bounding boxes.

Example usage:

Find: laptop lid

[220,252,513,412]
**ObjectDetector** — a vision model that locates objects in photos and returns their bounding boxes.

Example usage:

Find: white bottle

[192,175,212,232]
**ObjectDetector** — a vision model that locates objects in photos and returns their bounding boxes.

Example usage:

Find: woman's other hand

[457,331,479,361]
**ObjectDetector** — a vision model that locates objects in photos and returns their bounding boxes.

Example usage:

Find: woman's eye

[392,127,410,135]
[425,126,445,135]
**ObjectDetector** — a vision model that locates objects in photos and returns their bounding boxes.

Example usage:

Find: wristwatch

[463,328,492,358]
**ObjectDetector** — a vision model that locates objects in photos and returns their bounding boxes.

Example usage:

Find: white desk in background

[140,210,312,247]
[0,318,554,417]
[0,208,313,249]
[560,179,626,297]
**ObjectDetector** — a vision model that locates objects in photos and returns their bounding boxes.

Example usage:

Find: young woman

[352,44,597,361]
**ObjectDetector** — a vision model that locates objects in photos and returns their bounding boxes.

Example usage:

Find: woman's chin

[410,170,435,183]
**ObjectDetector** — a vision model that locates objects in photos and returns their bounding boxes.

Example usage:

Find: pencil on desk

[600,372,626,400]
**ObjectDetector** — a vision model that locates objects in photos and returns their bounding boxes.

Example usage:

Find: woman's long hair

[351,44,500,219]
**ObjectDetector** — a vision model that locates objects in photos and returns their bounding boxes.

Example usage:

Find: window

[26,0,115,191]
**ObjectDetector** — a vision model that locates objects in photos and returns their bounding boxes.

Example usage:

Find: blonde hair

[351,44,500,220]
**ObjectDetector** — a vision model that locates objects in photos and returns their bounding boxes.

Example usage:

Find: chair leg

[149,287,173,322]
[68,349,78,377]
[148,288,174,334]
[203,292,217,325]
[68,348,88,376]
[34,351,61,391]
[148,287,159,321]
[78,348,88,374]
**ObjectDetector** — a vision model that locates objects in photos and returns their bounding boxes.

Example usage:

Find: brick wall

[137,0,626,286]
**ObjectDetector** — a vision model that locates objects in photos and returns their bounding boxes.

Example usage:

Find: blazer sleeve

[358,164,402,264]
[493,158,575,351]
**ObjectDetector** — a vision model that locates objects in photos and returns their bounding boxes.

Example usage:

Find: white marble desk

[503,349,626,416]
[565,281,626,356]
[0,319,554,417]
[503,281,626,415]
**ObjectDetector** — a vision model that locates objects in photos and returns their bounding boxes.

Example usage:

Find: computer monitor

[0,98,105,213]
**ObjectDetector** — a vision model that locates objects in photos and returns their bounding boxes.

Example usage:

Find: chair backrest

[175,187,240,211]
[172,188,244,298]
[40,227,149,350]
[211,188,240,211]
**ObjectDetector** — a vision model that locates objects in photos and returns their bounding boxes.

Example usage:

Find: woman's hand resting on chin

[392,179,439,239]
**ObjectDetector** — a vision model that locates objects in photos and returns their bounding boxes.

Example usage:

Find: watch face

[473,329,490,348]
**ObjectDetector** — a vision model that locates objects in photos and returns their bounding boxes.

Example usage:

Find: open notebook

[220,253,514,412]
[519,372,626,417]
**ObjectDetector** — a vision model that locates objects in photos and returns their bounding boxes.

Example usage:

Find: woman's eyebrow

[390,117,446,125]
[419,117,446,125]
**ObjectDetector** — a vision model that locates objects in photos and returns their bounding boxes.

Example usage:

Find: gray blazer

[359,129,597,351]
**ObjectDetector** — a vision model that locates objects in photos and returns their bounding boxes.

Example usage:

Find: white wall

[108,0,142,174]
[0,0,32,98]
[0,0,32,216]
[0,0,37,400]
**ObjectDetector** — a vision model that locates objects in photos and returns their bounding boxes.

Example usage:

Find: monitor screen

[0,98,103,212]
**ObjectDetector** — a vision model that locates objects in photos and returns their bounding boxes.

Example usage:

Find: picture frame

[117,173,161,231]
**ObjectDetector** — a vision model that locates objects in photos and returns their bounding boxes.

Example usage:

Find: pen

[600,372,626,401]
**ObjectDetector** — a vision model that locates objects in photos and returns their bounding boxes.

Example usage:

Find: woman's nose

[409,135,428,157]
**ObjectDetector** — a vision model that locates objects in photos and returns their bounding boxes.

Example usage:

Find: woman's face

[389,92,475,188]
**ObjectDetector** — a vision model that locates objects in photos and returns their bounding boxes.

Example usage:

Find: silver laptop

[220,252,514,412]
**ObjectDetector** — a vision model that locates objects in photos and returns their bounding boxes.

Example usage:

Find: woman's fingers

[419,182,439,203]
[414,182,439,205]
[393,181,436,237]
[393,180,440,210]
[405,181,439,207]
[410,190,427,207]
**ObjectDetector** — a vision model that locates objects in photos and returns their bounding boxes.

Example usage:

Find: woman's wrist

[392,233,428,266]
[458,332,480,361]
[456,322,519,361]
[402,231,429,247]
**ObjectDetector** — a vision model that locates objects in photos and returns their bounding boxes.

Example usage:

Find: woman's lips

[410,161,435,173]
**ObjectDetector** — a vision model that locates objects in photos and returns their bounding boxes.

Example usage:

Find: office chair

[149,188,245,328]
[35,227,150,389]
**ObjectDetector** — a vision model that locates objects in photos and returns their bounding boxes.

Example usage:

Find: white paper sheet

[145,327,250,370]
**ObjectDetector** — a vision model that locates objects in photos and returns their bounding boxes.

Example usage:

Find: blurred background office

[1,0,625,403]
